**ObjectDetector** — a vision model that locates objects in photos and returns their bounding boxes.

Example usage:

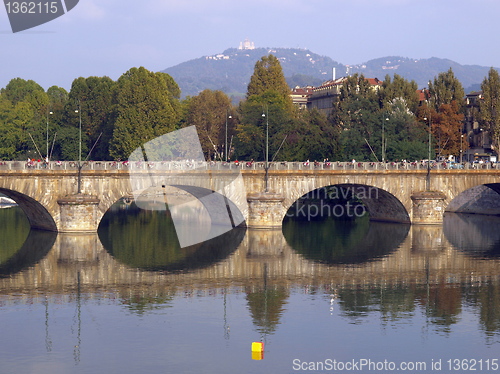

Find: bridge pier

[57,194,101,232]
[247,192,285,228]
[411,191,447,225]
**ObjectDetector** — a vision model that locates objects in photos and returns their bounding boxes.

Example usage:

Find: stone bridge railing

[1,160,499,172]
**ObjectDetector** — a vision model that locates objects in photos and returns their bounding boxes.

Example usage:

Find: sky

[1,0,500,92]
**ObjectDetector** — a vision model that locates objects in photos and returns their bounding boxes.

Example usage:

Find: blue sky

[1,0,499,92]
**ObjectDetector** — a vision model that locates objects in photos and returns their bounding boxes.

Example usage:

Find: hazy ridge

[161,47,497,99]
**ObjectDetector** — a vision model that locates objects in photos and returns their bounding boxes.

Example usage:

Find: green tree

[236,55,295,160]
[428,68,465,112]
[384,98,428,161]
[236,90,292,160]
[183,89,234,160]
[246,54,291,101]
[333,74,381,161]
[47,85,68,105]
[1,78,45,106]
[0,96,35,160]
[379,74,420,114]
[479,67,500,152]
[61,78,90,160]
[279,109,341,161]
[0,78,50,159]
[109,67,180,160]
[416,104,438,160]
[63,76,117,160]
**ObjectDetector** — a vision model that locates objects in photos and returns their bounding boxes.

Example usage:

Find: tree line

[1,58,499,162]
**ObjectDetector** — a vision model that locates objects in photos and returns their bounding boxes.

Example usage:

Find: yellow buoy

[251,341,264,360]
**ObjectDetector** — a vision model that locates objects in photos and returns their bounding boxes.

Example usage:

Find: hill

[161,48,498,99]
[347,56,494,93]
[162,47,344,100]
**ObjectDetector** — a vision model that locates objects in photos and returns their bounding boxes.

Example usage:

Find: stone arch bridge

[0,161,499,232]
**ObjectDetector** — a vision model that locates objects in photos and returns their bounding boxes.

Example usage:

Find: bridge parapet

[1,160,499,172]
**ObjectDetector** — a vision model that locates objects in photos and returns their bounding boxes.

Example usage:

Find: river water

[0,203,499,374]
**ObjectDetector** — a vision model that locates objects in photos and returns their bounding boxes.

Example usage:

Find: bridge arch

[98,184,247,248]
[0,188,58,231]
[281,183,411,224]
[445,183,500,215]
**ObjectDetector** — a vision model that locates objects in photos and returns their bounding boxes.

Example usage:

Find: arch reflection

[0,230,57,277]
[443,213,500,257]
[282,217,410,264]
[0,206,57,277]
[98,202,246,272]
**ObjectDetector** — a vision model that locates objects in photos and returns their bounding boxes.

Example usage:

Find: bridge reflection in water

[2,207,500,374]
[0,211,499,298]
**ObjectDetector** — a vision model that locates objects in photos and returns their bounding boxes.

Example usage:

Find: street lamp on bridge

[460,134,464,163]
[262,107,269,193]
[46,107,53,162]
[382,116,388,162]
[225,111,232,162]
[75,100,82,194]
[424,114,431,191]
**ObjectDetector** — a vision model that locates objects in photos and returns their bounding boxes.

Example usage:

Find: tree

[479,67,500,152]
[428,68,465,112]
[1,78,45,106]
[333,74,382,161]
[246,54,291,101]
[109,67,180,160]
[384,98,428,161]
[63,76,117,160]
[434,101,465,158]
[236,89,295,160]
[47,85,68,105]
[183,89,234,160]
[279,109,341,161]
[61,77,91,161]
[236,55,295,160]
[379,74,420,114]
[416,104,438,160]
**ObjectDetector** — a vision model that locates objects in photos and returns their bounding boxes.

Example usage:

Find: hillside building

[290,86,314,110]
[238,38,255,50]
[289,81,497,162]
[463,91,496,162]
[290,77,383,115]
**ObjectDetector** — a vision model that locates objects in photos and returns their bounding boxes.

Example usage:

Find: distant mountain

[162,47,344,100]
[347,56,495,93]
[161,48,498,99]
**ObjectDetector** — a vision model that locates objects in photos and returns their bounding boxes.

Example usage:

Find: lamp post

[262,107,269,192]
[460,134,463,163]
[424,114,431,190]
[382,116,388,162]
[46,107,53,162]
[225,111,232,162]
[75,100,82,194]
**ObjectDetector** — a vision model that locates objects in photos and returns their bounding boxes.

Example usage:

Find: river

[0,203,499,373]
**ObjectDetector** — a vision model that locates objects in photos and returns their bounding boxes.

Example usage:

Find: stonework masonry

[0,168,499,231]
[411,191,447,224]
[57,194,100,232]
